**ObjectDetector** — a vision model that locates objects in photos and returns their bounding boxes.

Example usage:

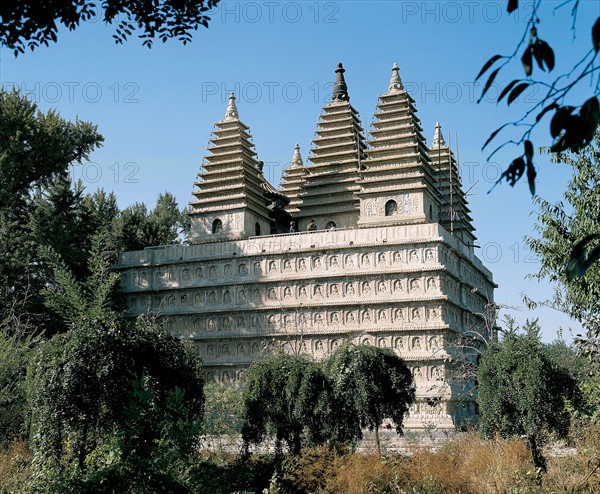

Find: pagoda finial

[332,63,349,102]
[292,143,304,167]
[388,63,404,92]
[224,92,239,120]
[432,121,446,147]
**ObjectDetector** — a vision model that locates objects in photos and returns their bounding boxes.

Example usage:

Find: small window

[255,222,261,236]
[429,204,433,220]
[325,221,336,231]
[385,200,397,216]
[212,218,223,234]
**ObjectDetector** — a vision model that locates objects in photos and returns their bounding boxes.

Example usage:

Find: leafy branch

[477,0,600,194]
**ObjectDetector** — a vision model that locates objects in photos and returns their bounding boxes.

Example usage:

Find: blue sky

[2,0,599,341]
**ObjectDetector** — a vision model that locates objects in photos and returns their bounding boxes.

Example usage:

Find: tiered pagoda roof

[279,144,307,215]
[298,63,367,228]
[358,64,440,225]
[190,93,271,216]
[429,122,476,244]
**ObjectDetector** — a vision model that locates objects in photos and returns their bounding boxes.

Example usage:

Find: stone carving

[429,307,438,320]
[395,336,404,349]
[283,259,292,271]
[268,287,277,300]
[432,366,443,380]
[330,255,339,268]
[196,266,204,279]
[346,283,355,295]
[425,249,435,262]
[330,284,339,296]
[377,280,387,293]
[394,308,404,322]
[361,309,371,322]
[299,286,307,298]
[167,295,176,306]
[315,340,324,352]
[207,318,216,332]
[253,288,261,302]
[209,265,217,278]
[393,251,401,263]
[362,337,371,346]
[412,336,421,349]
[427,277,437,290]
[284,286,292,298]
[224,264,232,277]
[207,344,215,357]
[393,279,403,292]
[429,336,440,349]
[252,315,260,328]
[379,338,387,348]
[313,256,322,269]
[237,343,245,355]
[413,366,422,379]
[346,311,355,323]
[345,254,354,268]
[182,269,190,280]
[314,284,323,297]
[361,253,370,266]
[237,316,246,329]
[269,260,277,272]
[254,261,262,274]
[223,290,232,303]
[331,339,340,350]
[251,342,260,354]
[412,308,421,321]
[168,269,175,281]
[331,312,340,324]
[238,289,246,303]
[378,252,386,264]
[298,258,307,271]
[238,263,247,275]
[208,291,217,304]
[410,278,420,291]
[224,316,233,330]
[378,309,387,321]
[314,313,324,325]
[409,250,419,263]
[268,314,278,327]
[362,281,371,294]
[222,344,230,356]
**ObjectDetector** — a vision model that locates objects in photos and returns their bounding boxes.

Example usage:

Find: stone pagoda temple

[117,63,495,430]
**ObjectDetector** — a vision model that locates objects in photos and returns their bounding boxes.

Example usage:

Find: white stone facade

[117,63,495,430]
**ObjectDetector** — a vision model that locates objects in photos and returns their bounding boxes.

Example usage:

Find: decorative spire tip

[224,92,239,120]
[332,62,349,102]
[388,62,404,92]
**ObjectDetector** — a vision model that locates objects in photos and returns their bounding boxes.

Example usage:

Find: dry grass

[0,440,31,494]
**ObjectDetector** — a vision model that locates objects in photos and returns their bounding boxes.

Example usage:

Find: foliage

[0,329,37,448]
[0,0,221,56]
[241,354,332,454]
[478,322,580,470]
[202,382,244,453]
[323,343,415,455]
[477,0,600,193]
[526,134,600,360]
[26,236,204,481]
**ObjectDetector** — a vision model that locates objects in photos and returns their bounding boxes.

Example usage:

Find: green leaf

[538,40,555,71]
[550,107,574,139]
[592,17,600,52]
[482,126,504,150]
[476,55,504,82]
[507,0,518,13]
[524,140,534,160]
[535,102,558,123]
[498,79,520,103]
[521,46,533,76]
[507,82,530,105]
[478,67,501,103]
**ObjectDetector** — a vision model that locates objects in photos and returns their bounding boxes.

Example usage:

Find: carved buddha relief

[329,255,339,268]
[238,263,247,275]
[283,259,292,271]
[268,260,277,272]
[224,264,232,277]
[283,286,292,298]
[361,253,370,266]
[209,265,217,278]
[346,282,355,295]
[412,336,421,349]
[298,258,307,271]
[409,250,419,263]
[196,266,204,279]
[427,277,437,290]
[254,261,262,274]
[223,290,232,304]
[377,280,387,293]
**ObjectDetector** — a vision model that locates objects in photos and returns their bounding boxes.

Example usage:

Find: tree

[525,133,600,361]
[477,321,579,471]
[0,0,221,56]
[241,354,332,455]
[202,382,244,454]
[27,234,204,481]
[323,344,415,457]
[477,0,600,195]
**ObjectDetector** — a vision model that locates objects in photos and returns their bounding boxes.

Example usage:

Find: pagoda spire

[432,121,446,148]
[291,143,303,167]
[388,62,404,92]
[332,63,349,102]
[224,92,239,120]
